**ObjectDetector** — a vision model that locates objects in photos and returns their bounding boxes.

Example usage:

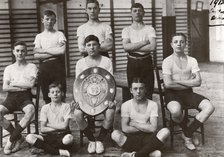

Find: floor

[0,62,223,157]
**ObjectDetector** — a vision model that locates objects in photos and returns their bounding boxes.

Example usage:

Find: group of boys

[0,0,215,157]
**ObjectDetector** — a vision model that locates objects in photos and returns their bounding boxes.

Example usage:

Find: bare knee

[0,106,7,121]
[111,130,126,147]
[149,150,161,157]
[62,134,74,145]
[156,128,170,143]
[111,130,121,142]
[26,134,37,145]
[200,100,215,116]
[167,101,182,118]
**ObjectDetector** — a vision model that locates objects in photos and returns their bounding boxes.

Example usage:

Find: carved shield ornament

[73,67,116,115]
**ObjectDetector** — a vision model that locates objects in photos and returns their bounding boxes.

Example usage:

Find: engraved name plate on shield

[73,67,116,116]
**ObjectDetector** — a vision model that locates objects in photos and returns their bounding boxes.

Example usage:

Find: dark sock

[10,124,23,142]
[6,123,15,134]
[178,120,189,136]
[82,125,95,141]
[185,118,202,138]
[136,135,163,157]
[97,126,110,141]
[33,139,59,155]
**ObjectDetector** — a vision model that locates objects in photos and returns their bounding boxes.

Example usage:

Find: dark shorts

[122,132,156,152]
[165,89,208,109]
[2,91,33,112]
[43,130,73,150]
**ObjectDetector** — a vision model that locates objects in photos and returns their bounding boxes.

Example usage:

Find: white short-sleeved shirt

[162,55,200,81]
[121,99,158,124]
[3,63,38,85]
[40,103,72,125]
[75,56,113,77]
[77,22,112,44]
[122,25,156,43]
[34,30,66,49]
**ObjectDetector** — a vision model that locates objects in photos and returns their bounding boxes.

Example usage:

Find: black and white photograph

[0,0,223,156]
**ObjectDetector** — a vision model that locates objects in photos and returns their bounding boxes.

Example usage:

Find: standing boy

[122,3,156,99]
[73,35,115,154]
[77,0,113,57]
[26,82,74,157]
[0,41,38,155]
[111,77,170,157]
[33,10,66,104]
[162,33,215,150]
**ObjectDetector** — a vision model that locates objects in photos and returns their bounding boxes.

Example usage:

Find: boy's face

[86,3,100,20]
[171,35,186,53]
[85,40,100,56]
[48,87,62,102]
[13,45,27,61]
[130,82,146,101]
[131,7,144,22]
[42,15,56,30]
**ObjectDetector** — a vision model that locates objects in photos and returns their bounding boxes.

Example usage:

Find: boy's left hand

[70,100,80,111]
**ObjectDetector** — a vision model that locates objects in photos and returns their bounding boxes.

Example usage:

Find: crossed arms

[121,116,158,134]
[40,118,70,133]
[163,72,202,90]
[34,42,66,60]
[122,37,156,55]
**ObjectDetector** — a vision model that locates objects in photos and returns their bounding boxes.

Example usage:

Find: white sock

[59,149,70,157]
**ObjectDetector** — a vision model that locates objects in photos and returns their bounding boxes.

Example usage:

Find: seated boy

[26,83,74,157]
[0,41,38,155]
[73,35,115,154]
[111,77,170,157]
[162,33,215,150]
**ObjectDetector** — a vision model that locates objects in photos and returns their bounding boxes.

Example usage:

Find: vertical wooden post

[187,0,192,56]
[8,0,14,62]
[162,0,176,59]
[63,0,70,77]
[110,0,116,72]
[36,0,41,33]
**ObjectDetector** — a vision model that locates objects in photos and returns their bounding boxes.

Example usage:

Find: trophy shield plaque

[73,67,116,116]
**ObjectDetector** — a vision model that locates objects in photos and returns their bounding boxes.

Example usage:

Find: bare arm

[33,42,65,59]
[46,118,70,131]
[99,35,113,52]
[40,121,57,133]
[10,76,36,89]
[163,74,190,90]
[129,117,158,133]
[122,38,149,53]
[77,36,88,56]
[137,37,156,52]
[2,80,26,92]
[176,72,202,87]
[121,117,139,133]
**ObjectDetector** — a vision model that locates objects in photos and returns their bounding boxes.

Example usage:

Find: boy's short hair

[131,77,146,87]
[49,82,62,91]
[13,41,27,49]
[171,32,187,42]
[131,3,145,11]
[42,10,56,18]
[84,35,100,45]
[86,0,100,8]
